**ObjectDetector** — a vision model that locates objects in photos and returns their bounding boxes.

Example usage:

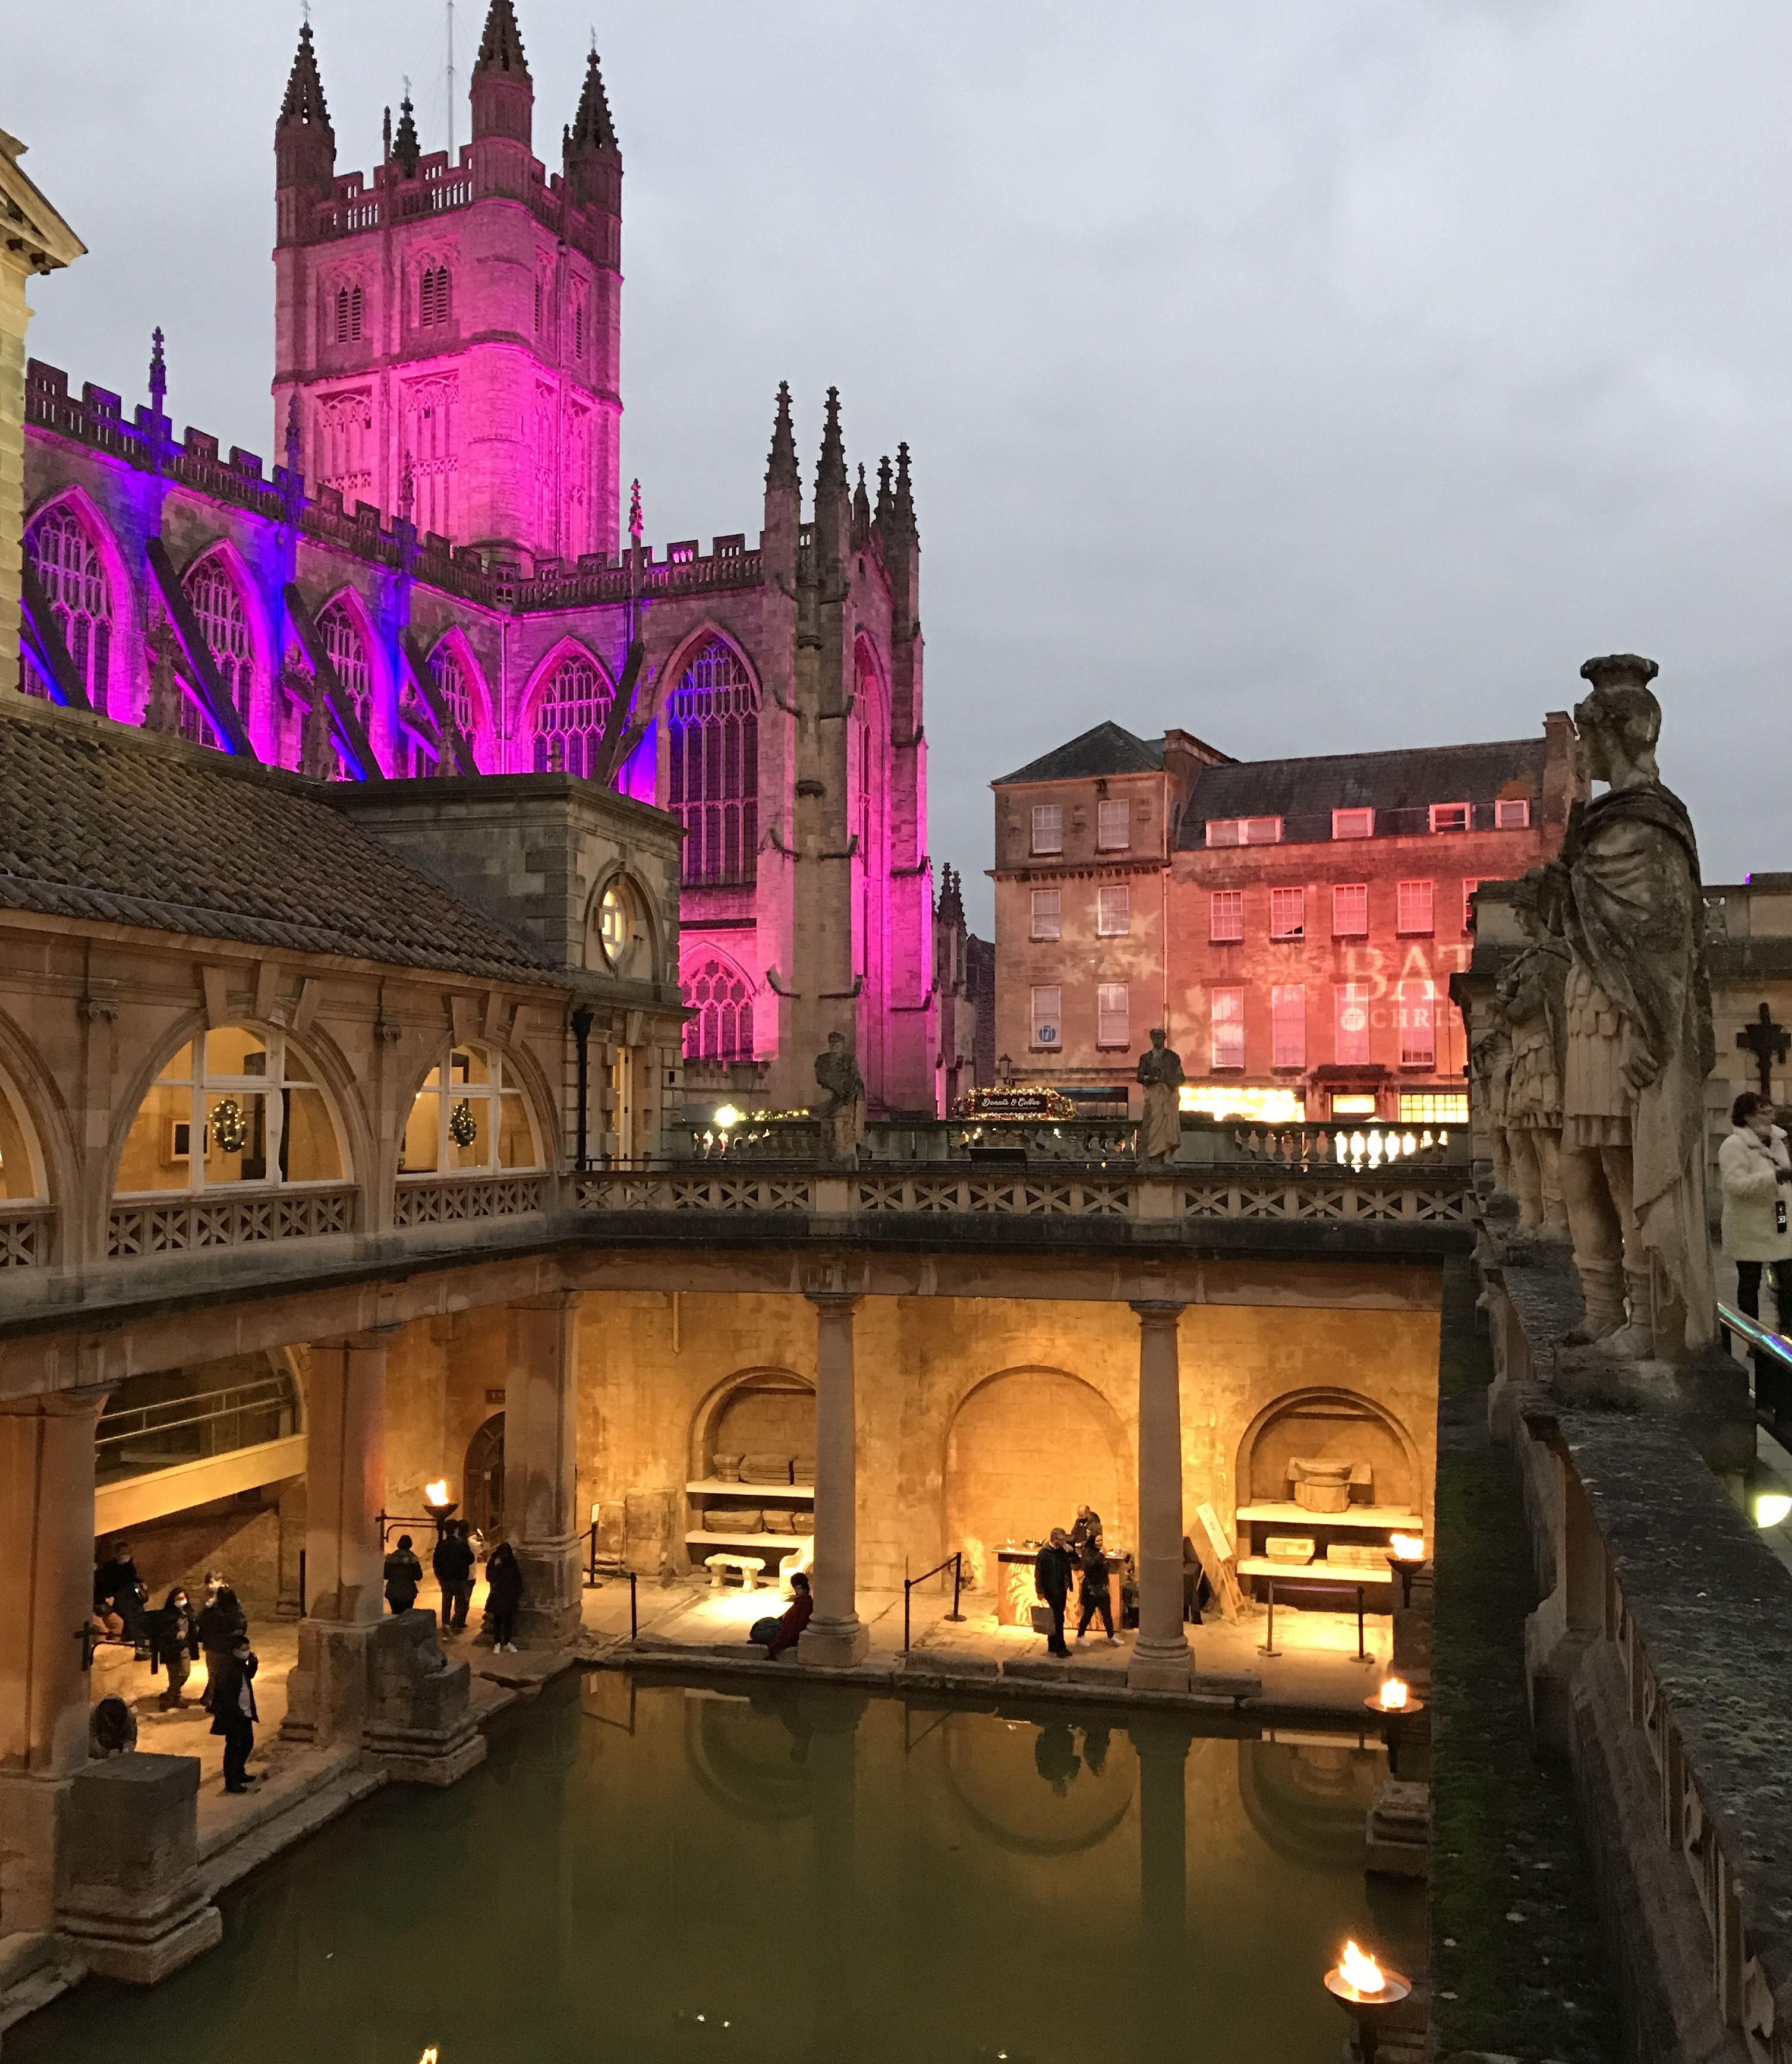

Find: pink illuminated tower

[272,3,622,567]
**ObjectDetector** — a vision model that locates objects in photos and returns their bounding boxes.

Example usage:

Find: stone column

[282,1334,388,1747]
[0,1389,108,1932]
[798,1291,870,1666]
[1128,1300,1193,1691]
[504,1291,584,1649]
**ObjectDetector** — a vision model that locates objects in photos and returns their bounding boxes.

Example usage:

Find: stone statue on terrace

[814,1031,865,1162]
[1495,868,1571,1239]
[1470,1020,1514,1205]
[1547,654,1715,1359]
[1136,1028,1185,1163]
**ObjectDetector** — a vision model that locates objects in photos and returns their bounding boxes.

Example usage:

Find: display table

[996,1545,1122,1630]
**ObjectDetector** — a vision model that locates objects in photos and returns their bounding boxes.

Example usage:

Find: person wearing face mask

[151,1585,202,1709]
[1720,1090,1792,1429]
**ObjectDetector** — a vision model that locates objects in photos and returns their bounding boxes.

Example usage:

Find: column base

[513,1542,584,1650]
[53,1756,221,1984]
[281,1619,376,1747]
[361,1610,483,1785]
[1127,1638,1193,1693]
[796,1616,870,1668]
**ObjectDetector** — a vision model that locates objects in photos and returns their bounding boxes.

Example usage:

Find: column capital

[805,1289,861,1313]
[1130,1299,1188,1324]
[0,1385,111,1420]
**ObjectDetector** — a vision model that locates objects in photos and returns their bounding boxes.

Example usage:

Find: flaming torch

[1387,1532,1427,1609]
[1365,1673,1426,1776]
[1324,1940,1412,2062]
[423,1479,458,1537]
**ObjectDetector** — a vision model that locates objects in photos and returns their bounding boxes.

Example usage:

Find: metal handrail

[1717,1300,1792,1370]
[902,1551,966,1653]
[96,1375,294,1453]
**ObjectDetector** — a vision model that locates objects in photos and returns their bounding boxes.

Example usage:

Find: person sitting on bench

[749,1571,812,1657]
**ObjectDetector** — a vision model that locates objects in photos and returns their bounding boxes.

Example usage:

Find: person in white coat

[1719,1090,1792,1426]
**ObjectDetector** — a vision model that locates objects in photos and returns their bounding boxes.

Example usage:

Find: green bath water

[12,1671,1416,2063]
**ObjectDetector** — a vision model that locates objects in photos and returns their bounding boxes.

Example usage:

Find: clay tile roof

[997,722,1166,785]
[0,709,556,985]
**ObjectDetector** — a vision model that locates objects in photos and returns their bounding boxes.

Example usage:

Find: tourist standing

[197,1583,247,1705]
[1034,1529,1073,1658]
[1721,1091,1792,1425]
[383,1534,423,1614]
[152,1586,201,1709]
[432,1521,476,1634]
[486,1541,523,1652]
[210,1633,259,1793]
[1075,1536,1116,1643]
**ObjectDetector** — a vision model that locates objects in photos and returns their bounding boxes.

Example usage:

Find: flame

[420,2051,439,2064]
[1377,1676,1410,1711]
[1388,1533,1425,1561]
[424,1480,450,1507]
[1339,1941,1384,1993]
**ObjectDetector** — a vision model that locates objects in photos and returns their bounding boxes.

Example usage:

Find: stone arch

[395,1033,555,1180]
[463,1412,505,1538]
[1233,1385,1422,1522]
[421,625,492,752]
[0,1009,69,1252]
[21,483,133,717]
[688,1366,815,1488]
[943,1366,1134,1592]
[678,944,758,1064]
[519,635,616,777]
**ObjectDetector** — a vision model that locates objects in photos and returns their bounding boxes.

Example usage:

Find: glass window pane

[284,1089,344,1182]
[203,1092,266,1183]
[498,1092,540,1170]
[206,1027,269,1079]
[447,1092,489,1170]
[156,1042,194,1083]
[283,1042,314,1083]
[402,1091,441,1174]
[115,1084,193,1194]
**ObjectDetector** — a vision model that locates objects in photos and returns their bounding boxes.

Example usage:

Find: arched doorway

[464,1413,504,1539]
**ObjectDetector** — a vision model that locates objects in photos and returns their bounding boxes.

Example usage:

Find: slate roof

[1179,735,1549,849]
[0,708,555,984]
[997,722,1166,785]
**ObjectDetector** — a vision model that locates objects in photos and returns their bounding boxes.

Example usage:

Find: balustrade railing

[108,1184,357,1259]
[96,1372,298,1484]
[392,1173,547,1226]
[0,1203,52,1268]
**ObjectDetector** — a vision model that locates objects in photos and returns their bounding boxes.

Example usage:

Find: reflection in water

[12,1677,1393,2064]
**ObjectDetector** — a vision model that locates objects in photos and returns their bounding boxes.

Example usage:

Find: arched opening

[182,550,259,743]
[686,1370,816,1570]
[23,499,115,713]
[464,1413,504,1539]
[399,1040,543,1177]
[0,1057,47,1202]
[530,647,613,777]
[1235,1387,1419,1520]
[681,951,755,1064]
[667,636,758,886]
[317,593,375,765]
[114,1025,348,1198]
[944,1368,1133,1595]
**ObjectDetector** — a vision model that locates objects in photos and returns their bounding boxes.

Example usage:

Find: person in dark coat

[1069,1505,1104,1555]
[384,1534,423,1614]
[1075,1536,1116,1643]
[197,1584,247,1706]
[93,1539,149,1654]
[486,1541,524,1652]
[90,1695,137,1757]
[210,1633,259,1793]
[150,1586,202,1709]
[1034,1529,1073,1658]
[1034,1719,1081,1796]
[432,1521,476,1634]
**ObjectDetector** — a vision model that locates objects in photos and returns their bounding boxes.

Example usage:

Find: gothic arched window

[183,554,255,735]
[429,641,474,735]
[667,639,758,886]
[24,503,113,714]
[420,265,451,328]
[334,283,364,344]
[531,652,612,779]
[317,597,372,738]
[682,957,754,1063]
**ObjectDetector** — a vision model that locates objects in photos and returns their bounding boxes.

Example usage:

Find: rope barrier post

[947,1550,964,1624]
[629,1570,637,1641]
[1356,1584,1369,1663]
[1258,1578,1280,1659]
[903,1577,912,1655]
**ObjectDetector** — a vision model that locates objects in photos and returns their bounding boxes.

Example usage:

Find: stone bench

[705,1553,766,1592]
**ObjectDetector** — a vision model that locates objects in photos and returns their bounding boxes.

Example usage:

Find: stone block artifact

[1136,1027,1185,1162]
[1548,655,1716,1357]
[1495,868,1571,1236]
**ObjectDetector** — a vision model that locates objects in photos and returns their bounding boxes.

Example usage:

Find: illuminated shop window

[1396,880,1434,937]
[1269,887,1304,940]
[1096,885,1131,938]
[1335,983,1370,1067]
[1332,808,1374,840]
[401,1044,541,1177]
[1179,1085,1305,1123]
[1333,884,1368,938]
[1031,805,1063,856]
[1331,1092,1378,1118]
[1210,987,1245,1071]
[24,504,112,714]
[1030,985,1062,1050]
[1398,980,1436,1069]
[1495,797,1530,830]
[1210,890,1243,944]
[1030,889,1061,942]
[1206,817,1281,847]
[683,958,754,1063]
[1271,985,1305,1069]
[1096,798,1130,852]
[1399,1092,1468,1125]
[115,1028,347,1198]
[1429,802,1470,834]
[1096,982,1130,1050]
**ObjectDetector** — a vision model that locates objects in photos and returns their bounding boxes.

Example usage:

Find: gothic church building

[17,2,940,1121]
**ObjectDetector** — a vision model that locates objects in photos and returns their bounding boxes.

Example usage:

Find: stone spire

[276,21,336,195]
[566,45,619,156]
[766,381,799,494]
[471,0,533,147]
[815,386,848,505]
[874,455,895,532]
[892,440,918,543]
[937,862,966,932]
[851,462,871,547]
[393,92,421,175]
[475,0,529,74]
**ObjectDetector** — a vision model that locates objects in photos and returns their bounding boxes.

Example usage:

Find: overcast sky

[13,1,1790,929]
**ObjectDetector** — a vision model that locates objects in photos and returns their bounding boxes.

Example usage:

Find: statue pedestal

[1552,1345,1755,1476]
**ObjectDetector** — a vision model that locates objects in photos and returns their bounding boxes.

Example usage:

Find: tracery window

[429,641,474,735]
[400,1044,541,1176]
[24,505,112,713]
[317,597,372,738]
[667,639,758,885]
[114,1027,347,1197]
[419,264,451,327]
[682,957,754,1063]
[182,555,255,733]
[530,651,613,778]
[333,283,364,344]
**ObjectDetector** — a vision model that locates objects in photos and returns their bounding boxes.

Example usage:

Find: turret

[470,0,533,157]
[762,380,800,584]
[812,385,850,580]
[562,46,620,210]
[275,23,335,216]
[391,92,421,178]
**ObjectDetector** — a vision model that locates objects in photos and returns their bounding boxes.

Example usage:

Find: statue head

[1574,654,1661,786]
[827,1030,846,1052]
[1148,1026,1167,1048]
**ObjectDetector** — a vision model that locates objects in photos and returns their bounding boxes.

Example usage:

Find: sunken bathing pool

[14,1671,1414,2063]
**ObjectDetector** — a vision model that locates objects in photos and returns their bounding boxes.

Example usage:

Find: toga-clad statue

[1496,868,1571,1237]
[1136,1028,1185,1163]
[814,1031,865,1162]
[1547,655,1715,1357]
